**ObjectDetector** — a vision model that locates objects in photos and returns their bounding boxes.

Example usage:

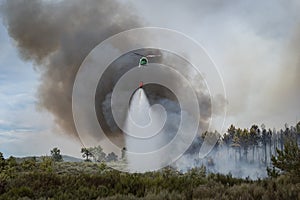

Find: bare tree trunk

[273,137,277,157]
[234,149,237,167]
[252,146,255,163]
[264,143,267,166]
[244,147,248,163]
[269,141,272,164]
[280,134,284,151]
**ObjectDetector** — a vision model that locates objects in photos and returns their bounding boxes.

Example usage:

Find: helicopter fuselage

[139,57,148,66]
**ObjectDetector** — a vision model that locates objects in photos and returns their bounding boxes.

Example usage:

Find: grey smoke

[1,0,143,138]
[1,0,219,152]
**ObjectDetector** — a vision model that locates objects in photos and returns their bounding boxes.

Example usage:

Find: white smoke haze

[130,0,300,129]
[174,146,268,180]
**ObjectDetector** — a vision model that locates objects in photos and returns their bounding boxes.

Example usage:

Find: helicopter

[133,53,161,89]
[133,53,161,67]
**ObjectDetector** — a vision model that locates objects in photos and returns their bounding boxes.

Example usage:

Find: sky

[0,22,81,158]
[0,0,299,157]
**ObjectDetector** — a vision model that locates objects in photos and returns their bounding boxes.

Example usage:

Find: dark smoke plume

[1,0,222,151]
[1,0,143,138]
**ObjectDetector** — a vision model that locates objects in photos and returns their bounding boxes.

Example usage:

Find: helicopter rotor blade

[146,54,161,58]
[133,52,145,57]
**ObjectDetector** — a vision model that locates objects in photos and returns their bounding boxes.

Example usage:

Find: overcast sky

[0,21,81,157]
[0,0,299,157]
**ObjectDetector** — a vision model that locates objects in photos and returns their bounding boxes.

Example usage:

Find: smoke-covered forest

[0,123,299,200]
[176,121,300,179]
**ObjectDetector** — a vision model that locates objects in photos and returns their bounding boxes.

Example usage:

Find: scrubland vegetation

[0,140,299,200]
[0,123,299,199]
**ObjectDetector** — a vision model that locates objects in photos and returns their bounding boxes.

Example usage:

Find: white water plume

[124,88,167,172]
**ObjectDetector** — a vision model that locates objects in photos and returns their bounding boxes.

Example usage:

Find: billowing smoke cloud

[130,0,300,129]
[1,0,220,154]
[99,49,214,136]
[1,0,143,138]
[0,0,227,173]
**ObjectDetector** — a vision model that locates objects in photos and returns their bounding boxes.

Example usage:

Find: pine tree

[50,147,63,162]
[0,152,5,171]
[81,148,93,162]
[271,141,300,177]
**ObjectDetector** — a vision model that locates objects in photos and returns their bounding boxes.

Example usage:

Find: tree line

[0,140,299,199]
[186,121,300,168]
